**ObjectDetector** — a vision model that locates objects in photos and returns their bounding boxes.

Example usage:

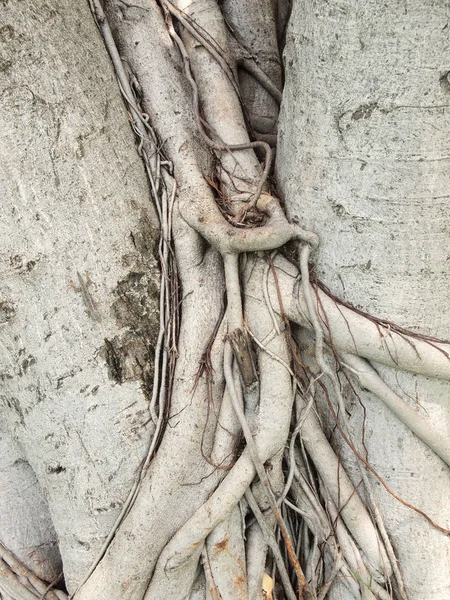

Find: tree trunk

[1,1,449,599]
[0,0,159,590]
[277,2,450,598]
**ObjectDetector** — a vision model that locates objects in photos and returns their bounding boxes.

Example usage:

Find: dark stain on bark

[125,211,160,268]
[440,71,450,92]
[0,299,15,323]
[20,354,36,374]
[352,102,378,121]
[56,368,80,390]
[102,210,159,389]
[0,58,12,73]
[0,24,14,42]
[1,395,25,426]
[104,337,124,384]
[112,272,158,335]
[46,464,66,474]
[103,272,158,385]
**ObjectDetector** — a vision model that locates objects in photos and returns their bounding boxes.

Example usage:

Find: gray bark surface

[1,1,449,599]
[0,0,159,589]
[277,1,450,598]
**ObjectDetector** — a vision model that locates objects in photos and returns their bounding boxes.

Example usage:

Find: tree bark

[277,1,450,598]
[1,1,449,599]
[0,0,159,590]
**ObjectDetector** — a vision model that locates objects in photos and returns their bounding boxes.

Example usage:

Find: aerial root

[244,489,298,600]
[144,258,299,598]
[181,190,319,256]
[0,542,66,600]
[203,507,247,600]
[341,353,450,467]
[245,518,270,600]
[293,394,389,580]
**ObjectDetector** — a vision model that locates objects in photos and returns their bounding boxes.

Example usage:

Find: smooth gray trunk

[0,0,158,590]
[277,1,450,598]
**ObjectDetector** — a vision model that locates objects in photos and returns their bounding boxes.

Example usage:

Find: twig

[39,574,64,600]
[264,252,282,335]
[0,542,67,600]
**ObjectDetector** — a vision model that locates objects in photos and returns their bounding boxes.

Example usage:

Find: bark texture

[0,0,159,590]
[1,1,450,599]
[277,1,450,597]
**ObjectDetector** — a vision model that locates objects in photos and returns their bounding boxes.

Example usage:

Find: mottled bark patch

[102,211,159,387]
[0,298,15,323]
[103,270,159,385]
[126,211,160,268]
[1,395,25,426]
